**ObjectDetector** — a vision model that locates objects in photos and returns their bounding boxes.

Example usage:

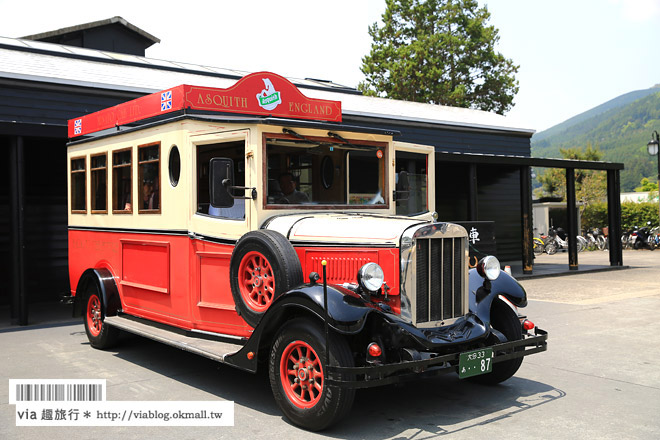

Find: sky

[1,0,659,132]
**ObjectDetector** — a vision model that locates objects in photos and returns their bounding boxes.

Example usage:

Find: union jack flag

[161,91,172,111]
[73,119,82,135]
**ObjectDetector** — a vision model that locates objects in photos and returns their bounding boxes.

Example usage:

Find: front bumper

[326,327,547,388]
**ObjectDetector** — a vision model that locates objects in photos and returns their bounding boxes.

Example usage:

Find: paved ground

[2,250,659,439]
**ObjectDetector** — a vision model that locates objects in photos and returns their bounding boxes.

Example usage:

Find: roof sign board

[68,71,342,137]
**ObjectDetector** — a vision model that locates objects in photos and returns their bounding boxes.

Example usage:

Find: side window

[90,153,107,213]
[169,145,181,187]
[113,148,132,213]
[196,141,245,220]
[70,157,86,213]
[395,151,429,216]
[348,150,385,204]
[138,143,160,213]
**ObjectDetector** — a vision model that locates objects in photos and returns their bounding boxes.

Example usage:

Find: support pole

[322,260,329,374]
[656,135,660,229]
[520,166,533,274]
[10,135,27,325]
[565,168,578,270]
[607,169,623,266]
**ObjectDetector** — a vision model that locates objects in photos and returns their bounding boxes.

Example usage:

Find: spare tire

[230,230,303,327]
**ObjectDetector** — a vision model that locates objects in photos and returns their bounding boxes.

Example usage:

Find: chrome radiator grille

[414,236,466,324]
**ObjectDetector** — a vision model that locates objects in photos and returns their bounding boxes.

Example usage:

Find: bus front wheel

[269,318,355,431]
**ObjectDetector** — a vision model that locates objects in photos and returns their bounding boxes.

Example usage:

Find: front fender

[270,283,381,334]
[469,268,527,325]
[225,282,380,372]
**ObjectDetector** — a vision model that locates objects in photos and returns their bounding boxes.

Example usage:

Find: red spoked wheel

[269,319,355,431]
[86,293,103,337]
[238,251,276,313]
[280,340,324,409]
[83,283,120,349]
[230,230,303,327]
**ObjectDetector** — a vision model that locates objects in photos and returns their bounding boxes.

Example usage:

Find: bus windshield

[265,136,387,208]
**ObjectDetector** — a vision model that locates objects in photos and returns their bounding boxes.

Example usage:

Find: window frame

[394,150,430,217]
[112,147,133,214]
[168,144,181,188]
[195,139,246,221]
[90,152,108,214]
[262,132,389,210]
[70,155,87,214]
[138,142,161,214]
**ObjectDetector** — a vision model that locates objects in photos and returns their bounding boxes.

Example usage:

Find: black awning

[435,150,624,171]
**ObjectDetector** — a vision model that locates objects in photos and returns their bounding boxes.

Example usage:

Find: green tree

[634,177,659,192]
[359,0,519,114]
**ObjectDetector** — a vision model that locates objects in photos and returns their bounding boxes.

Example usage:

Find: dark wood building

[0,18,623,325]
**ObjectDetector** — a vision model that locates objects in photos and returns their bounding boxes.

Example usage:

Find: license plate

[458,348,493,379]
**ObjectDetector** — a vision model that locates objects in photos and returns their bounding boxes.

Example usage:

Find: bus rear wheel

[83,285,120,349]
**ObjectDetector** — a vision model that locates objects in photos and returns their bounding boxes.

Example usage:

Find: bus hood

[263,213,429,247]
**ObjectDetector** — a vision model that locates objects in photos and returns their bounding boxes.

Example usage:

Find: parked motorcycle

[631,222,656,250]
[622,228,634,249]
[584,227,607,251]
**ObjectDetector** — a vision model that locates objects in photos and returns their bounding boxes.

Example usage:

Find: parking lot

[2,250,659,439]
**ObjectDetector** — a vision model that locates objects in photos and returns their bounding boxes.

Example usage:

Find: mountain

[532,85,660,191]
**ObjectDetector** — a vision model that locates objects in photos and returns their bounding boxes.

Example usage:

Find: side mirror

[210,158,235,208]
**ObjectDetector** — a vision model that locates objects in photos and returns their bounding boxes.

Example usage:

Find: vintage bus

[67,72,547,430]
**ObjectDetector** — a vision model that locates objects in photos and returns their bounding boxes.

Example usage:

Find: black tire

[83,283,120,349]
[230,230,303,327]
[469,299,523,385]
[269,319,355,431]
[533,239,544,256]
[545,241,558,255]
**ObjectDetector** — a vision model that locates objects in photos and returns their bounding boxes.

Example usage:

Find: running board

[104,315,244,363]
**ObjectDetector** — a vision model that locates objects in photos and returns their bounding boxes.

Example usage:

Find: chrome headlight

[476,256,501,281]
[357,262,385,293]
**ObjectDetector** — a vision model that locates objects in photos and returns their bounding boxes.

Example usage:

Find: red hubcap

[280,341,324,409]
[86,294,102,337]
[238,251,275,312]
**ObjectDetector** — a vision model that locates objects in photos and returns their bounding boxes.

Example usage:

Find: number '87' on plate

[458,348,494,379]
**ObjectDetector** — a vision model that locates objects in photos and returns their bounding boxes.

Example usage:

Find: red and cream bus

[67,72,547,430]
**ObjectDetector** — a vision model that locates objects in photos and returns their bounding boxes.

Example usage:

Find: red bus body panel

[69,229,253,337]
[70,230,401,337]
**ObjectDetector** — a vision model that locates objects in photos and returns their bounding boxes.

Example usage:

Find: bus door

[393,142,435,216]
[189,131,253,336]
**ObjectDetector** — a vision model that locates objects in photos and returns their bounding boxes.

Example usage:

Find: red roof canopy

[69,71,342,137]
